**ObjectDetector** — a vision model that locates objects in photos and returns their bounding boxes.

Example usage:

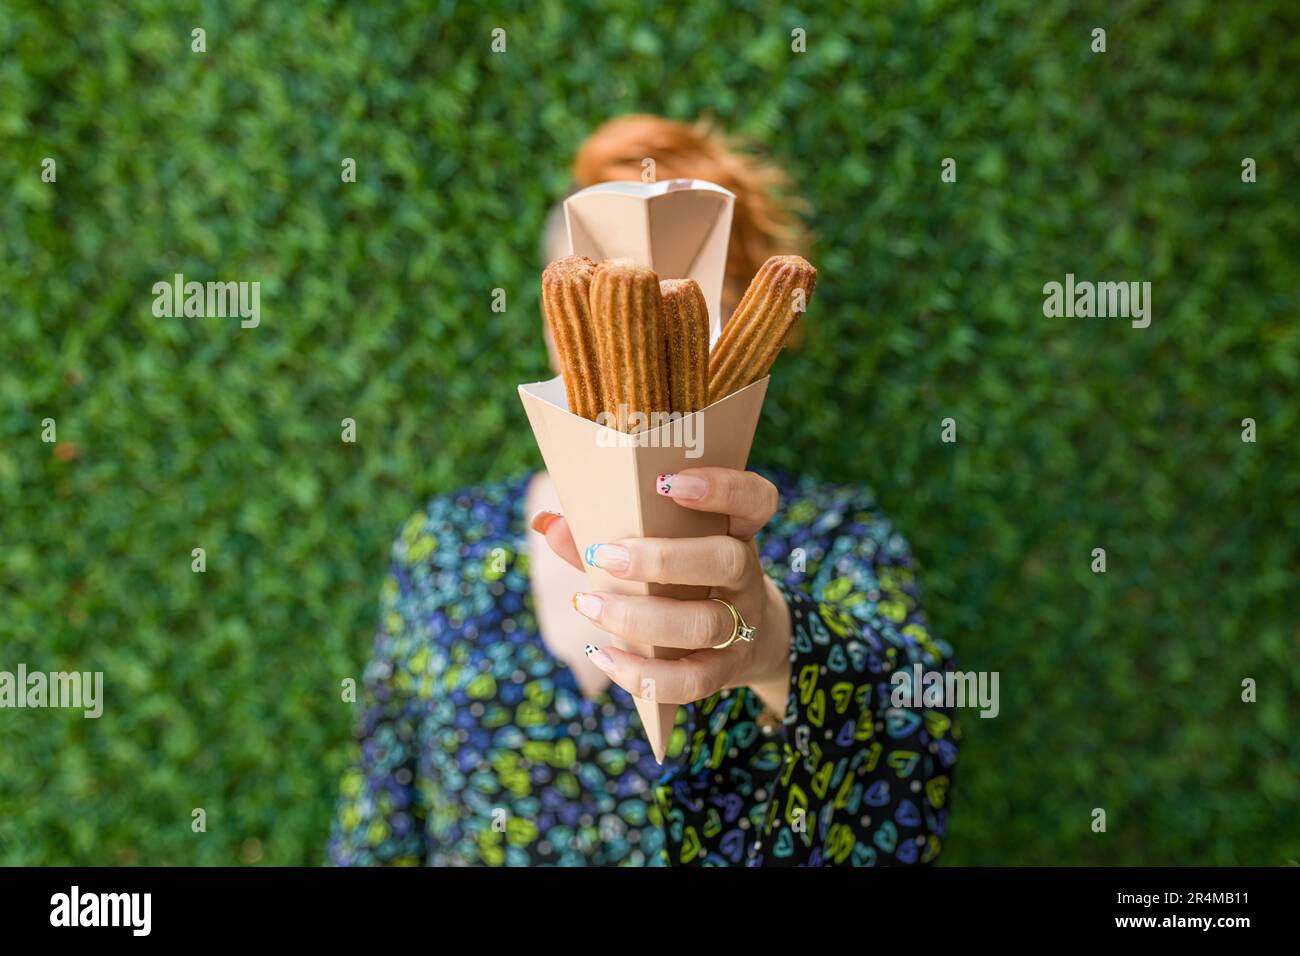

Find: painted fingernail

[657,473,706,500]
[530,510,562,534]
[584,643,615,673]
[584,543,629,571]
[572,591,604,620]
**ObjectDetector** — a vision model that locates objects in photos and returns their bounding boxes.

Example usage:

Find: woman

[328,115,959,866]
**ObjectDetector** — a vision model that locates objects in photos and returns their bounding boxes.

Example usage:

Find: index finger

[654,468,779,539]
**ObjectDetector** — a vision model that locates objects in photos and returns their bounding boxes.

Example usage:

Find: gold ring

[710,598,757,649]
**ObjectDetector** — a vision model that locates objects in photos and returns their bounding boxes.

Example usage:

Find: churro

[707,255,816,403]
[541,255,604,421]
[589,259,669,432]
[659,278,710,414]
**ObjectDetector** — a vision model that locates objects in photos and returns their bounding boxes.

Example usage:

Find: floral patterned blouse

[327,468,959,866]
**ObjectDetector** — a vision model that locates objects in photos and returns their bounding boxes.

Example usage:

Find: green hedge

[2,0,1297,865]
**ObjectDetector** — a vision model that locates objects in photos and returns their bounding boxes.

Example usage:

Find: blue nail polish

[584,543,601,568]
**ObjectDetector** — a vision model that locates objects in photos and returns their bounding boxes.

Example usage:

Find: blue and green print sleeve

[656,473,959,865]
[327,538,430,866]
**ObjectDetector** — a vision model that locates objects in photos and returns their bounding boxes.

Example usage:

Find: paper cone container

[521,178,753,763]
[519,375,769,763]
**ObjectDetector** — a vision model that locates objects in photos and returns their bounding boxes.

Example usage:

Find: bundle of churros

[542,254,816,430]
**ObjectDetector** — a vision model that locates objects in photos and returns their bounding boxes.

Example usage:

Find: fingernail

[657,473,706,500]
[584,643,615,673]
[572,591,604,620]
[584,543,629,571]
[530,510,562,534]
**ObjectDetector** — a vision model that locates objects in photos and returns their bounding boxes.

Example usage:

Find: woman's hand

[530,467,792,718]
